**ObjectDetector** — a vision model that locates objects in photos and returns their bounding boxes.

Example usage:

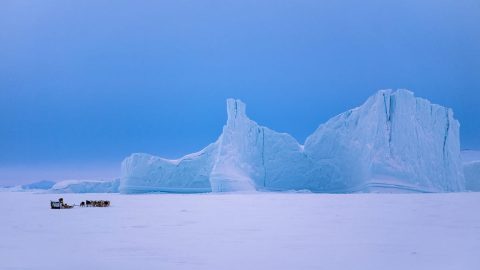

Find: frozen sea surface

[1,192,479,270]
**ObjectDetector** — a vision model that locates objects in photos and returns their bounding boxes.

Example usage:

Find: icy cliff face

[305,90,464,192]
[120,90,465,194]
[51,179,120,193]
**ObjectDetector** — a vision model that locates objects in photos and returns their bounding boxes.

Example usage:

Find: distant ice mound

[462,151,480,191]
[22,180,56,190]
[464,161,480,191]
[462,150,480,164]
[51,179,120,193]
[0,180,56,192]
[121,90,465,193]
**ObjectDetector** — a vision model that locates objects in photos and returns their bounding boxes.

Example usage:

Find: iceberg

[304,90,464,192]
[120,142,218,193]
[120,89,465,194]
[51,179,120,193]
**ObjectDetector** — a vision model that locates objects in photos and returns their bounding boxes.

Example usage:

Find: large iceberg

[304,90,464,192]
[120,90,465,194]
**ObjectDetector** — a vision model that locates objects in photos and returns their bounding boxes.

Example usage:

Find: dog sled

[50,198,73,209]
[50,198,111,209]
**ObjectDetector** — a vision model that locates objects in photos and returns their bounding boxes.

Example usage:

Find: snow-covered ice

[121,90,464,194]
[1,192,479,270]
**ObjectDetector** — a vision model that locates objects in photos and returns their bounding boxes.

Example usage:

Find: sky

[1,0,479,185]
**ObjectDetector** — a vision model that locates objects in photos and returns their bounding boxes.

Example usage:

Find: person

[58,198,65,208]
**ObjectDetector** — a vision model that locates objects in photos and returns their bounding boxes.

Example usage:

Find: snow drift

[120,90,465,193]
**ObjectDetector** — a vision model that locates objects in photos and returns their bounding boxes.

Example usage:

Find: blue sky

[1,0,479,185]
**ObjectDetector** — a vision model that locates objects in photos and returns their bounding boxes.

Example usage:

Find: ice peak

[226,98,247,123]
[372,89,414,99]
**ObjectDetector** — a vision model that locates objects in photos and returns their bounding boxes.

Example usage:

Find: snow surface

[121,90,464,193]
[1,192,479,270]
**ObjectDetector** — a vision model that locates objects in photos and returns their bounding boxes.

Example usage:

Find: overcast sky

[1,0,479,185]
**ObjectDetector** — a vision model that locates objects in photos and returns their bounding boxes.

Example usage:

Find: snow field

[1,192,479,270]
